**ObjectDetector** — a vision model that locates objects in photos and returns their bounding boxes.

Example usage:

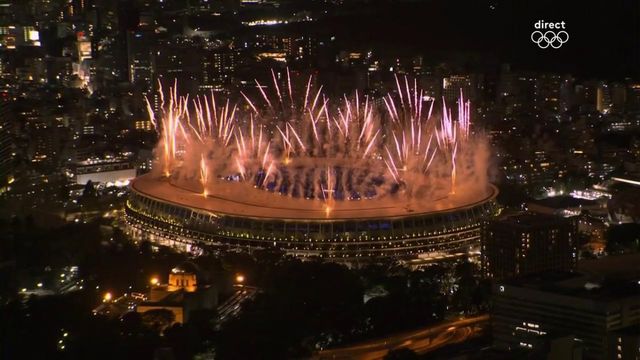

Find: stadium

[125,75,500,262]
[125,174,499,262]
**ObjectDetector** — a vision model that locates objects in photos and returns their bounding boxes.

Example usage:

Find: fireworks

[200,154,209,198]
[147,72,488,216]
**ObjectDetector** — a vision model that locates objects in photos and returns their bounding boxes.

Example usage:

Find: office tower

[481,213,577,280]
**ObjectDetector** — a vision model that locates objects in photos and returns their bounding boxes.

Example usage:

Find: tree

[82,180,96,197]
[606,224,640,254]
[215,259,364,359]
[472,279,492,312]
[452,260,477,312]
[141,309,176,334]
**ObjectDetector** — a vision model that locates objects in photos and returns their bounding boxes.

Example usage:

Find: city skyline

[0,1,639,359]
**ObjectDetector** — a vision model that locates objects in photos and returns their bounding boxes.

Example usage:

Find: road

[216,285,259,327]
[92,293,145,317]
[314,314,489,360]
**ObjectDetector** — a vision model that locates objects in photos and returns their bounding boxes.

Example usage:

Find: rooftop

[529,196,598,209]
[491,212,570,229]
[578,252,640,281]
[131,173,498,221]
[502,270,640,302]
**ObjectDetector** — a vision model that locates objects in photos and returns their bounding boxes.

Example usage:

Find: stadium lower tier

[124,185,500,262]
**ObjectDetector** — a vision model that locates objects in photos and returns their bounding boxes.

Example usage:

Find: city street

[315,315,489,360]
[216,285,259,326]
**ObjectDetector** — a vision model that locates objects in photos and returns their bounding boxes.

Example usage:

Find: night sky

[314,0,640,79]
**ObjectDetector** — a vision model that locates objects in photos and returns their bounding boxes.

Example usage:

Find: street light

[235,274,245,284]
[103,292,112,302]
[150,277,159,286]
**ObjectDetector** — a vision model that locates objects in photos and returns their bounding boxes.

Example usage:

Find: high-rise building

[127,30,154,90]
[596,82,612,114]
[610,326,640,360]
[481,213,577,280]
[0,99,13,189]
[442,74,474,104]
[533,73,562,114]
[200,47,237,93]
[528,149,564,188]
[610,83,627,113]
[575,81,599,113]
[492,272,640,360]
[627,83,640,112]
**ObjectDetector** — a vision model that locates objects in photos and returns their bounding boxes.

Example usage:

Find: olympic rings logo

[530,30,569,49]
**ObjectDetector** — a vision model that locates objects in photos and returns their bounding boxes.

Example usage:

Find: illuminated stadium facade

[125,174,500,262]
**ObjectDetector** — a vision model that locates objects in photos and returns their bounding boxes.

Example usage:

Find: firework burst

[147,72,487,216]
